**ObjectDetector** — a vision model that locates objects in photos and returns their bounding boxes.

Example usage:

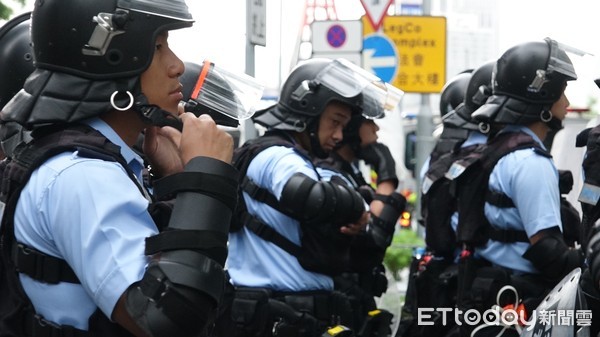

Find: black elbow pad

[125,250,225,337]
[279,172,364,225]
[523,230,584,282]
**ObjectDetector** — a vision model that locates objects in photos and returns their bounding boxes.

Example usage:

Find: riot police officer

[314,92,406,336]
[0,1,237,336]
[397,60,495,337]
[453,38,584,336]
[223,58,396,337]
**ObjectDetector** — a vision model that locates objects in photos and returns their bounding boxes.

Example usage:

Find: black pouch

[230,288,273,337]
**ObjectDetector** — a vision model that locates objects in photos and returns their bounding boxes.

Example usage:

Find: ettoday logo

[418,308,592,331]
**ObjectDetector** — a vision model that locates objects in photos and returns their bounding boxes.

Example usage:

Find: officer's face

[550,90,570,121]
[318,101,352,153]
[140,32,185,115]
[359,119,379,147]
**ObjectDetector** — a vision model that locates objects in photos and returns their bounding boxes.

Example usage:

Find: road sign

[249,0,266,46]
[312,20,362,53]
[360,0,393,31]
[363,15,447,93]
[362,34,398,83]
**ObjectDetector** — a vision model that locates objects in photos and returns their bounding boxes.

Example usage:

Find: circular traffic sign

[327,24,347,48]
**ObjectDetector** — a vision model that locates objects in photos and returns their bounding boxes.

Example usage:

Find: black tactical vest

[421,142,480,257]
[231,130,352,275]
[0,124,148,337]
[448,131,551,247]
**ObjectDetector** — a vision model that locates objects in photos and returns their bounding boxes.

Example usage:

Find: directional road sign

[363,15,447,93]
[362,33,398,83]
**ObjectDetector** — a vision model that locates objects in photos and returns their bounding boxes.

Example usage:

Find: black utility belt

[234,287,349,321]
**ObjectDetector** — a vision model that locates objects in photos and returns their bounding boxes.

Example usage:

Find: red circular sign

[327,24,346,48]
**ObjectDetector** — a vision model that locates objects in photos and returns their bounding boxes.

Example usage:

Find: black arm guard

[368,192,406,249]
[279,172,364,226]
[125,157,238,337]
[357,142,398,188]
[523,227,585,282]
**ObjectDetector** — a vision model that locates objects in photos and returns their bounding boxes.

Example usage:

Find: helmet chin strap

[546,117,563,131]
[307,119,328,159]
[132,93,183,131]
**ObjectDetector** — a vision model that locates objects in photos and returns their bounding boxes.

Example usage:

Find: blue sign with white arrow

[362,33,398,83]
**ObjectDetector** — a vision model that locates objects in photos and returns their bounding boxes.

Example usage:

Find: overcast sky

[6,0,600,108]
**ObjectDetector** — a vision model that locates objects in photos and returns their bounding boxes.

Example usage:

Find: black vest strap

[485,189,515,208]
[24,314,92,337]
[242,213,302,258]
[488,228,529,243]
[12,243,79,284]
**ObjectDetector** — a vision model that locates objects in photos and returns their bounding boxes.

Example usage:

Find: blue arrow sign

[362,33,398,83]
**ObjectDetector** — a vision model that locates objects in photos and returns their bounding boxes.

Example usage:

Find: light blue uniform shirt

[476,125,562,274]
[13,118,156,330]
[227,145,334,291]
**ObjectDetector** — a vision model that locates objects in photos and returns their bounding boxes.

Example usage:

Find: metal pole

[244,0,259,142]
[414,0,435,236]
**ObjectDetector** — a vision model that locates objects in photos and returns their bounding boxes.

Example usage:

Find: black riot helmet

[341,83,403,152]
[0,12,34,111]
[253,58,389,131]
[439,70,472,118]
[1,0,194,130]
[472,38,577,130]
[443,60,495,131]
[30,0,193,80]
[253,58,391,158]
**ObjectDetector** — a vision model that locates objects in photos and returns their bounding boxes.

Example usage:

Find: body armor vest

[232,130,352,275]
[421,142,479,257]
[448,131,551,246]
[0,124,151,337]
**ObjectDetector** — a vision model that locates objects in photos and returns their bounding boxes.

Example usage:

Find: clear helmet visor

[117,0,194,21]
[384,83,404,115]
[545,37,580,81]
[316,58,391,118]
[188,60,265,121]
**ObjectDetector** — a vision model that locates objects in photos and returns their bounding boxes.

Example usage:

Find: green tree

[0,0,26,20]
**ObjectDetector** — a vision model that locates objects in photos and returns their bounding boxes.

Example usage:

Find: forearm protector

[523,228,584,282]
[125,157,238,337]
[279,172,364,226]
[369,192,407,249]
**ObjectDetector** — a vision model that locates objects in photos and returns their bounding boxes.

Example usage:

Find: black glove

[357,142,398,188]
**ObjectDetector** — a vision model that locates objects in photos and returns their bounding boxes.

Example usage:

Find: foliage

[0,0,26,20]
[383,229,424,281]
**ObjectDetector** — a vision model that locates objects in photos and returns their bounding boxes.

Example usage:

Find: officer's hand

[340,211,369,236]
[144,113,233,177]
[179,113,234,164]
[143,124,184,177]
[357,142,398,188]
